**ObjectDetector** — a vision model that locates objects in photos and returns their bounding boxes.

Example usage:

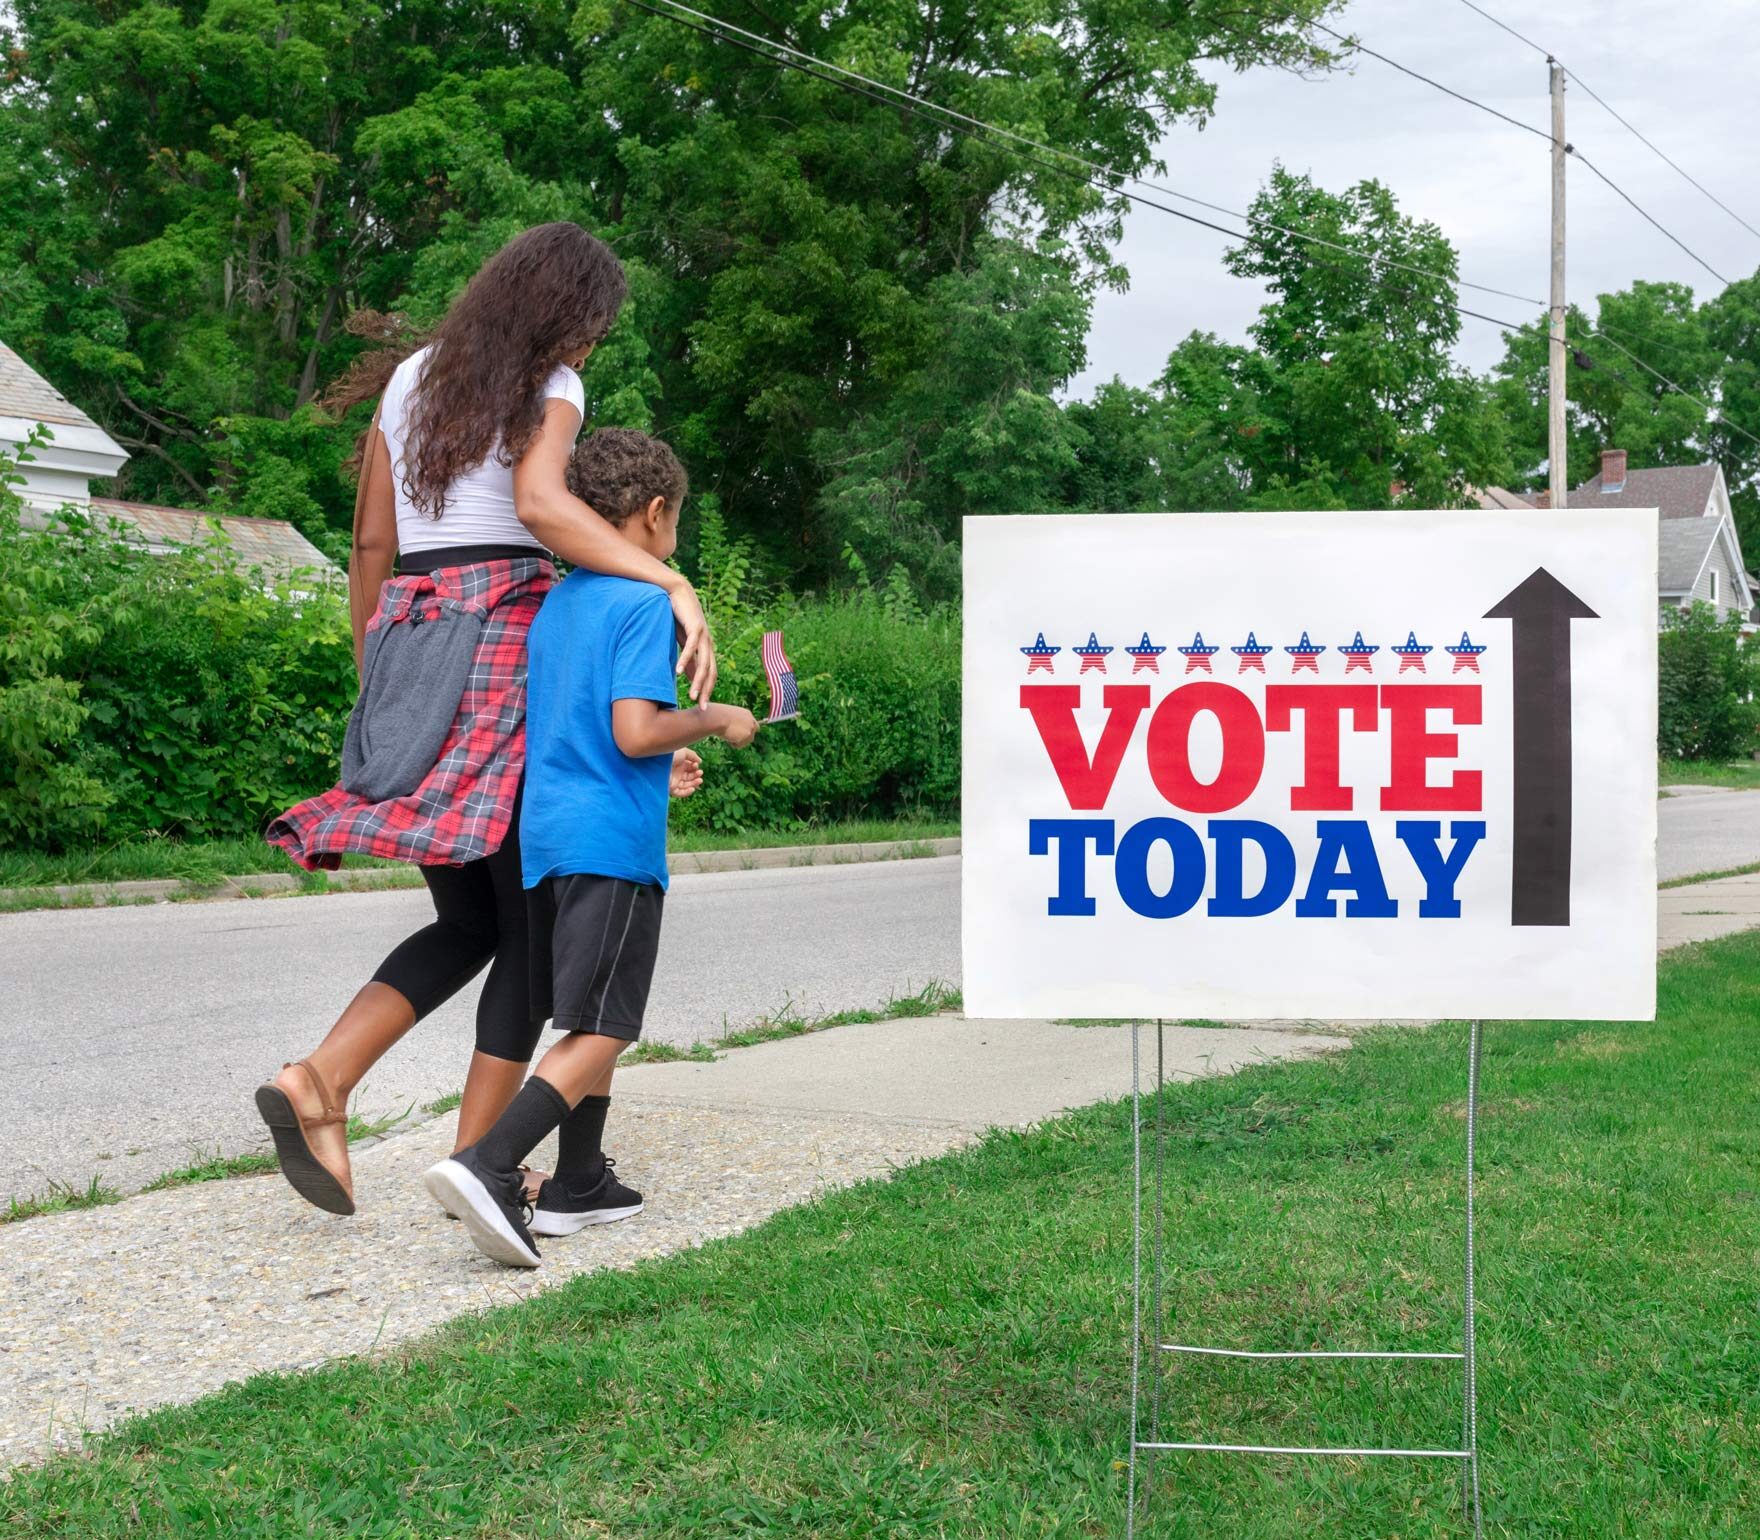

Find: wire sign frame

[1125,1019,1485,1537]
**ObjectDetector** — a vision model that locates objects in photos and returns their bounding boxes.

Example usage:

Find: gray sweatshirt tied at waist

[341,581,488,803]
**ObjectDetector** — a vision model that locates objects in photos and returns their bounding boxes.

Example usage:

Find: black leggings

[371,789,547,1063]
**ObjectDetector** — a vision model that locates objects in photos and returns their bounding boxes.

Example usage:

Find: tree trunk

[294,284,344,409]
[275,205,297,346]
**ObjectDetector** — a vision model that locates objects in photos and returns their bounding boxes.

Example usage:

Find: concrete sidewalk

[1657,871,1760,948]
[0,1017,1346,1469]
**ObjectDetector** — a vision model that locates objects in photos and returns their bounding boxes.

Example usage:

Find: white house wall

[1688,535,1745,618]
[9,465,99,512]
[1,411,128,511]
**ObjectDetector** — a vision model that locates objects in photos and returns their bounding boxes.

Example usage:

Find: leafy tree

[1218,168,1513,508]
[2,0,1345,582]
[1067,168,1514,513]
[1700,274,1760,550]
[1491,273,1760,552]
[812,237,1091,595]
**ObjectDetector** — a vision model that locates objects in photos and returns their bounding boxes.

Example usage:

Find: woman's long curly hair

[323,223,628,515]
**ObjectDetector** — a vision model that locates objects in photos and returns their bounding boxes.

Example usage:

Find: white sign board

[962,511,1658,1022]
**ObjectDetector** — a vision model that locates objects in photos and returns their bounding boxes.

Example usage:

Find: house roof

[1473,485,1537,510]
[88,498,334,573]
[1572,462,1719,520]
[1658,518,1721,595]
[0,342,104,431]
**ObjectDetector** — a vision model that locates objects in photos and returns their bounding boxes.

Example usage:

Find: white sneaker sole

[530,1199,645,1236]
[423,1159,540,1268]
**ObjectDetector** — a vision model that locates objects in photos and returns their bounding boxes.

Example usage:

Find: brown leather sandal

[254,1059,355,1215]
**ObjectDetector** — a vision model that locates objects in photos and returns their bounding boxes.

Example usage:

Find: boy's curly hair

[565,428,689,526]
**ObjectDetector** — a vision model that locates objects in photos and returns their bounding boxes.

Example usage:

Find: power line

[628,0,1546,310]
[1321,8,1735,290]
[1451,0,1760,243]
[1451,0,1548,59]
[1578,325,1760,451]
[1306,17,1551,143]
[616,0,1247,249]
[616,0,1760,453]
[1569,148,1730,286]
[623,0,1541,339]
[1565,71,1760,244]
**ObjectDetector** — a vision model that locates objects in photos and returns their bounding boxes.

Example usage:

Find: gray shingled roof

[1474,485,1536,510]
[0,342,102,429]
[1572,462,1719,520]
[88,498,335,574]
[1658,518,1720,595]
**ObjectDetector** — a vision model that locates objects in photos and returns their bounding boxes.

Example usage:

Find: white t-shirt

[378,344,586,552]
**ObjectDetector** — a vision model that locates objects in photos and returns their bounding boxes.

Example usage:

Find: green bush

[1,457,959,854]
[668,517,961,833]
[1658,602,1760,760]
[0,455,355,851]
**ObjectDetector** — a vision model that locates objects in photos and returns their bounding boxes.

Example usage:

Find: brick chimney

[1600,448,1627,491]
[1533,489,1551,509]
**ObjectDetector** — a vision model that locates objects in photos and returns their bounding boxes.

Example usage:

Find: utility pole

[1548,59,1568,510]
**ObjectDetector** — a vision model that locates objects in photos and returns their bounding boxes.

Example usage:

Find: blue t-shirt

[522,572,679,890]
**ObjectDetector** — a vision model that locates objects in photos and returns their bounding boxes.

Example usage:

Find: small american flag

[761,629,798,722]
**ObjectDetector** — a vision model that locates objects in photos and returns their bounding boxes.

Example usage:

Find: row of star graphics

[1018,630,1490,676]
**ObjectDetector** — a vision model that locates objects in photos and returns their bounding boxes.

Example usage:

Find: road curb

[669,835,959,875]
[0,837,962,912]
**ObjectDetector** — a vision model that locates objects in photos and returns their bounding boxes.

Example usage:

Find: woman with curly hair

[255,223,713,1216]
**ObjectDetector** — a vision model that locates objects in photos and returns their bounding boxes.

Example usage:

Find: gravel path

[0,1017,1347,1468]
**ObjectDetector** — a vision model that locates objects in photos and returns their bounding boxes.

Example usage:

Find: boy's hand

[718,706,759,749]
[669,748,704,799]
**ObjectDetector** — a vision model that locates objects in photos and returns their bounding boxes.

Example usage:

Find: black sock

[556,1094,611,1186]
[470,1076,569,1176]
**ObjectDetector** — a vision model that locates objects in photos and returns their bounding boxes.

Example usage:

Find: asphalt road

[1655,787,1760,881]
[4,789,1754,1204]
[0,858,961,1203]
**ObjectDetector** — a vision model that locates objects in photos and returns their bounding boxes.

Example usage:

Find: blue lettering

[1029,819,1115,916]
[1116,817,1207,919]
[1208,820,1298,917]
[1297,820,1398,918]
[1395,820,1486,918]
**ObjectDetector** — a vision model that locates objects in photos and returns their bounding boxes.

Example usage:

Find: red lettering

[1020,684,1152,809]
[1380,685,1483,811]
[1265,685,1379,811]
[1146,683,1265,813]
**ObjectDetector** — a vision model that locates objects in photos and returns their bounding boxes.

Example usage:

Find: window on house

[1710,570,1719,604]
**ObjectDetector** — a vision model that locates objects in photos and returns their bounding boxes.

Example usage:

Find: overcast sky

[1069,0,1760,397]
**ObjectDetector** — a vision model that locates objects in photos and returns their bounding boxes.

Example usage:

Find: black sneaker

[436,1163,543,1221]
[423,1149,542,1268]
[530,1157,645,1236]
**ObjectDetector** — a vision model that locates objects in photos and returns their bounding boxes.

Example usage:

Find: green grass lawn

[6,938,1757,1537]
[0,818,957,893]
[1658,756,1760,789]
[0,836,400,890]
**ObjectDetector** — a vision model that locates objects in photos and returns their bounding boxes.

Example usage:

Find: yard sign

[962,511,1658,1022]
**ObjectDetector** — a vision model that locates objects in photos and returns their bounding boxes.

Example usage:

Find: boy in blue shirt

[426,429,758,1267]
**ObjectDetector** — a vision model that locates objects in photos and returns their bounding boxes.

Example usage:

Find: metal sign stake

[1128,1019,1485,1537]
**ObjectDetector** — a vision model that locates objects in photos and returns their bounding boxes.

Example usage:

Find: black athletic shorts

[533,874,665,1041]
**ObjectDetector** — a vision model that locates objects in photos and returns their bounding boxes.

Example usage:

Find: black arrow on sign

[1484,568,1599,927]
